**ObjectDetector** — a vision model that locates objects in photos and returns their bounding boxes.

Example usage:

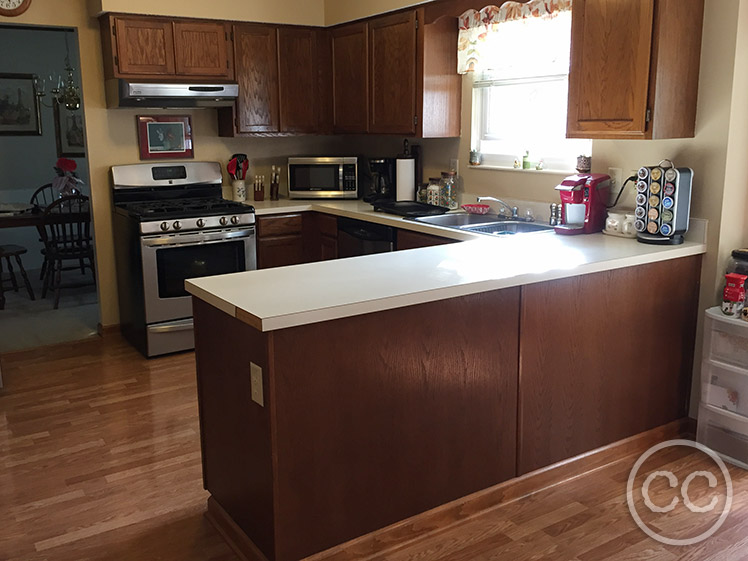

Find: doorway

[0,24,99,352]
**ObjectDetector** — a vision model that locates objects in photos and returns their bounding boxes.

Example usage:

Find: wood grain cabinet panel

[517,255,701,474]
[567,0,704,139]
[256,236,304,269]
[233,24,280,133]
[369,11,418,135]
[173,21,230,78]
[331,22,369,133]
[278,27,320,133]
[113,17,175,76]
[396,229,455,250]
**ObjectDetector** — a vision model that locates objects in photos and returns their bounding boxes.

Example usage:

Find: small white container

[704,307,748,368]
[232,180,246,202]
[701,359,748,417]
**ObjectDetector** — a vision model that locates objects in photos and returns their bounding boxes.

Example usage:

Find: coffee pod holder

[634,159,693,245]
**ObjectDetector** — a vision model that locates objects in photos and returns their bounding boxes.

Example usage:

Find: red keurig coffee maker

[554,173,610,235]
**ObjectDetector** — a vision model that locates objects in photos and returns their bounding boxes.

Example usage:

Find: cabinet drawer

[257,214,303,238]
[705,308,748,368]
[697,404,748,468]
[701,360,748,418]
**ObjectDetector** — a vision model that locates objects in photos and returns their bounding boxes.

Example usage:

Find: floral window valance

[458,0,572,74]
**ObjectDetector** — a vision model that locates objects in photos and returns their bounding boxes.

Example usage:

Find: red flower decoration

[55,158,77,173]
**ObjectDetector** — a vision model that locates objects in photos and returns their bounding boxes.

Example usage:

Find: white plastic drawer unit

[701,360,748,418]
[697,404,748,468]
[704,307,748,369]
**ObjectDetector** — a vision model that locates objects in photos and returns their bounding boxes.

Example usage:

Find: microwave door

[291,164,341,192]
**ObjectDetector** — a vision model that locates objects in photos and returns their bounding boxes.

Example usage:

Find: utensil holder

[231,180,246,202]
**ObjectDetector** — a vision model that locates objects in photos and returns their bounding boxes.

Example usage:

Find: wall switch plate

[450,159,459,175]
[250,362,264,407]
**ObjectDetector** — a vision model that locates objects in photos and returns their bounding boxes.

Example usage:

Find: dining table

[0,204,44,229]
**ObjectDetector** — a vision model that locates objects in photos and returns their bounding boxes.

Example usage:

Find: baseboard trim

[97,323,121,337]
[205,418,692,561]
[205,497,270,561]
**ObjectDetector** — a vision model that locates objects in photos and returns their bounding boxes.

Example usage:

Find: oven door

[141,227,256,325]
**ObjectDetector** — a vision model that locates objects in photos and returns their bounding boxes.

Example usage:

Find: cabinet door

[278,28,319,133]
[257,236,305,269]
[173,21,230,78]
[567,0,655,138]
[369,11,417,135]
[396,229,454,251]
[233,24,280,133]
[113,17,175,76]
[331,22,369,133]
[320,235,338,261]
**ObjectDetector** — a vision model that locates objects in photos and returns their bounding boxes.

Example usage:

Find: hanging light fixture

[34,30,81,111]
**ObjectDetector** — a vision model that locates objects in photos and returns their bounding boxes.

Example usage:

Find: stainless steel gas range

[111,162,256,357]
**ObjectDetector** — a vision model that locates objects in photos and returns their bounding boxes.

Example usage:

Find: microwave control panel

[343,164,357,191]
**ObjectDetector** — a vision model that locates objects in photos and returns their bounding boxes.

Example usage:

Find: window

[469,11,591,171]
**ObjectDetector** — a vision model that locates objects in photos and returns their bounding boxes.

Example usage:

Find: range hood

[106,79,239,108]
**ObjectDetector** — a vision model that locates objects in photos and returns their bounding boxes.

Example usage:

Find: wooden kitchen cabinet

[302,212,338,262]
[331,22,370,133]
[231,24,280,134]
[328,8,460,138]
[567,0,704,139]
[100,14,232,80]
[256,213,304,269]
[219,25,330,135]
[368,11,418,135]
[396,229,456,250]
[173,21,231,78]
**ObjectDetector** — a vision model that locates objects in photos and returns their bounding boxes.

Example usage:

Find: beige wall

[324,0,426,25]
[93,0,325,25]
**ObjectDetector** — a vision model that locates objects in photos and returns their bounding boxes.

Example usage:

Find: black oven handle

[141,228,255,248]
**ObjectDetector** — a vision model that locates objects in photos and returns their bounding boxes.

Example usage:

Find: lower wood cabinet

[256,213,304,269]
[396,229,455,250]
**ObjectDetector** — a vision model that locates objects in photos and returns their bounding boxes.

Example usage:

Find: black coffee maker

[363,158,396,203]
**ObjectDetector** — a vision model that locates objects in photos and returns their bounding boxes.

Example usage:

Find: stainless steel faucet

[477,196,519,219]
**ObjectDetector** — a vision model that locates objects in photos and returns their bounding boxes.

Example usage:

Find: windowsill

[467,164,576,175]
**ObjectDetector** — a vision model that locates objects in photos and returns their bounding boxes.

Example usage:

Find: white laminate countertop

[186,199,708,332]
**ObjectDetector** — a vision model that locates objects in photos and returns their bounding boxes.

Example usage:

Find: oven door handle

[148,319,194,333]
[141,228,255,247]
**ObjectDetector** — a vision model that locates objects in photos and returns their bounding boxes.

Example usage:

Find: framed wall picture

[0,73,42,135]
[136,115,194,160]
[54,103,85,157]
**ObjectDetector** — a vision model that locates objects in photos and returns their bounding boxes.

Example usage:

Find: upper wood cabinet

[369,11,418,135]
[331,22,369,134]
[233,24,280,134]
[219,25,329,136]
[330,8,460,138]
[173,21,231,77]
[567,0,704,139]
[101,14,232,81]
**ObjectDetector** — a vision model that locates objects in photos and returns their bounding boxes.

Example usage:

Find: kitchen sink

[409,213,506,228]
[464,221,554,236]
[410,214,554,236]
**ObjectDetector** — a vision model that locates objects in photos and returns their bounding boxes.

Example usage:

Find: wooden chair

[0,244,36,310]
[29,183,58,281]
[40,195,95,310]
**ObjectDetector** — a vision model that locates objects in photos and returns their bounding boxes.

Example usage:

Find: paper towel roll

[396,158,416,201]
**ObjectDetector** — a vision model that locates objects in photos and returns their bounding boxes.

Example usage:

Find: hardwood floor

[1,335,746,561]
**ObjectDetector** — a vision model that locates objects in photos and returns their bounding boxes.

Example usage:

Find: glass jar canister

[439,171,459,210]
[727,249,748,290]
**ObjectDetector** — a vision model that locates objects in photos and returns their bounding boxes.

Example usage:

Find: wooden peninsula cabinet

[189,252,702,561]
[100,14,232,80]
[567,0,705,139]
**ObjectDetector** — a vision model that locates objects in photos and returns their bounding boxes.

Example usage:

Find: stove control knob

[219,216,228,226]
[196,219,205,228]
[173,221,182,231]
[231,216,240,225]
[160,221,169,232]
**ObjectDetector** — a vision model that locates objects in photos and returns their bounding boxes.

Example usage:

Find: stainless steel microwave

[288,157,358,199]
